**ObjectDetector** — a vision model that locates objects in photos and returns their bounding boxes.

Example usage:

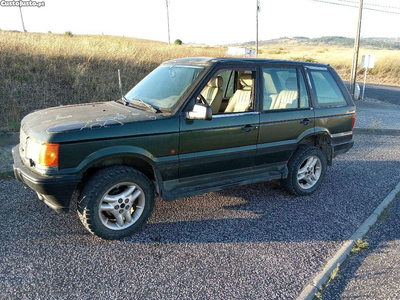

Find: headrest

[208,76,223,88]
[285,77,297,90]
[239,74,253,87]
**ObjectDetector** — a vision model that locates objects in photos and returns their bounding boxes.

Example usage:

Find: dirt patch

[0,144,14,176]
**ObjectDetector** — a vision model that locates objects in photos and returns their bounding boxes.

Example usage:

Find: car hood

[21,101,174,143]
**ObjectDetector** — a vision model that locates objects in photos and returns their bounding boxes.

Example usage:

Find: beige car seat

[225,74,253,113]
[201,76,223,114]
[270,77,298,109]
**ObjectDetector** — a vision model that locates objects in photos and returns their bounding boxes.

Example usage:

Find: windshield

[125,64,205,110]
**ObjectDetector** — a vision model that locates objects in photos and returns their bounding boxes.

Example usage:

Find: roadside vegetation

[0,31,225,131]
[315,263,341,300]
[350,238,369,254]
[1,30,399,131]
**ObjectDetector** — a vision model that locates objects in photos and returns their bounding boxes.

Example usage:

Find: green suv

[13,57,355,240]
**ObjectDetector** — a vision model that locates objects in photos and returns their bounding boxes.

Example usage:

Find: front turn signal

[39,143,59,167]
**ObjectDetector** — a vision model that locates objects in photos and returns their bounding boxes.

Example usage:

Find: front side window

[125,64,204,110]
[262,67,309,110]
[309,70,346,107]
[199,69,255,115]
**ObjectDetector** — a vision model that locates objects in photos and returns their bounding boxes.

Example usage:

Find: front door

[179,69,260,180]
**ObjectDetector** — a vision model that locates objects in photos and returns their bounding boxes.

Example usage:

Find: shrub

[174,39,182,45]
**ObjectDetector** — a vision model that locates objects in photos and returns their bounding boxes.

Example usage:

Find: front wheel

[77,166,155,240]
[282,145,327,196]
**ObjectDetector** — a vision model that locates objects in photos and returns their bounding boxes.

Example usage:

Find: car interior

[262,68,309,110]
[200,70,255,114]
[199,67,311,115]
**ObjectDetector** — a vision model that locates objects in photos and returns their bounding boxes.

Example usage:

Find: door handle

[242,124,258,132]
[300,118,313,125]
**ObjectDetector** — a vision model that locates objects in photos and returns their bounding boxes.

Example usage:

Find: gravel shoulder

[1,134,400,299]
[355,99,400,131]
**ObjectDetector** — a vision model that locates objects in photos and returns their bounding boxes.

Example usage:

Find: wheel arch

[76,146,163,196]
[293,130,333,165]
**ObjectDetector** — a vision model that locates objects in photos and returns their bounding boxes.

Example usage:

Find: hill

[239,36,400,50]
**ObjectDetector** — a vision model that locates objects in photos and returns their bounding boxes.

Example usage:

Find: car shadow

[2,158,399,248]
[116,158,400,244]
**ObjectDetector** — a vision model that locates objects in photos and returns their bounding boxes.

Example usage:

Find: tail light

[351,114,356,130]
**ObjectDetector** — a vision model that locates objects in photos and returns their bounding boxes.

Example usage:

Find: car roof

[163,57,329,68]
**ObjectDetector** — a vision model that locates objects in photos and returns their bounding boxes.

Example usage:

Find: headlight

[26,139,59,167]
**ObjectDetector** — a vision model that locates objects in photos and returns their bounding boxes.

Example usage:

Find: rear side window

[262,68,309,110]
[309,70,346,107]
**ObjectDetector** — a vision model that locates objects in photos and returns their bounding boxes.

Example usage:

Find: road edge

[353,128,400,136]
[297,181,400,300]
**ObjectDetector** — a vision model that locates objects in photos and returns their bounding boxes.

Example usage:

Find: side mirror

[186,103,212,121]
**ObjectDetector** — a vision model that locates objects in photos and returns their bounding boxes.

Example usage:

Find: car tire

[77,166,155,240]
[282,145,327,196]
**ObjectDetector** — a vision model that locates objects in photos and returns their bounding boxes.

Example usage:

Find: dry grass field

[258,44,400,86]
[0,30,399,131]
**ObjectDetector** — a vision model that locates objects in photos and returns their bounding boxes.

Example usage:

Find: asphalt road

[323,197,400,300]
[363,83,400,105]
[1,133,400,299]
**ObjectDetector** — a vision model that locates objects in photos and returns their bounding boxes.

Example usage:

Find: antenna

[118,69,128,105]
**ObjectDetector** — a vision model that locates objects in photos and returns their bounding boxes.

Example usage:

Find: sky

[0,0,399,45]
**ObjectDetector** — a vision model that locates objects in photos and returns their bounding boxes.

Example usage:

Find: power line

[309,0,400,14]
[336,0,400,10]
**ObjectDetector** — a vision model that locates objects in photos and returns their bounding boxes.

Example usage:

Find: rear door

[305,66,355,151]
[256,65,315,167]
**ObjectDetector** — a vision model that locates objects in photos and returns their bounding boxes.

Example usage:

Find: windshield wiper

[130,98,158,113]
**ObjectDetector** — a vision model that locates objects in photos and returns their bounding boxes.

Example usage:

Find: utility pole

[19,4,26,32]
[349,0,363,98]
[165,0,171,46]
[256,0,260,57]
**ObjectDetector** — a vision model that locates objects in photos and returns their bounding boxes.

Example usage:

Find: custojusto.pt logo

[1,1,45,7]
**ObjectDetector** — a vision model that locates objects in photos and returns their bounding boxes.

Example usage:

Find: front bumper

[12,145,82,213]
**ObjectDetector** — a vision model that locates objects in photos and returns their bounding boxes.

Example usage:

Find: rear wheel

[77,166,154,240]
[282,145,327,196]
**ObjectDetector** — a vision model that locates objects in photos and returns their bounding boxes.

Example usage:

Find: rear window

[309,70,346,107]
